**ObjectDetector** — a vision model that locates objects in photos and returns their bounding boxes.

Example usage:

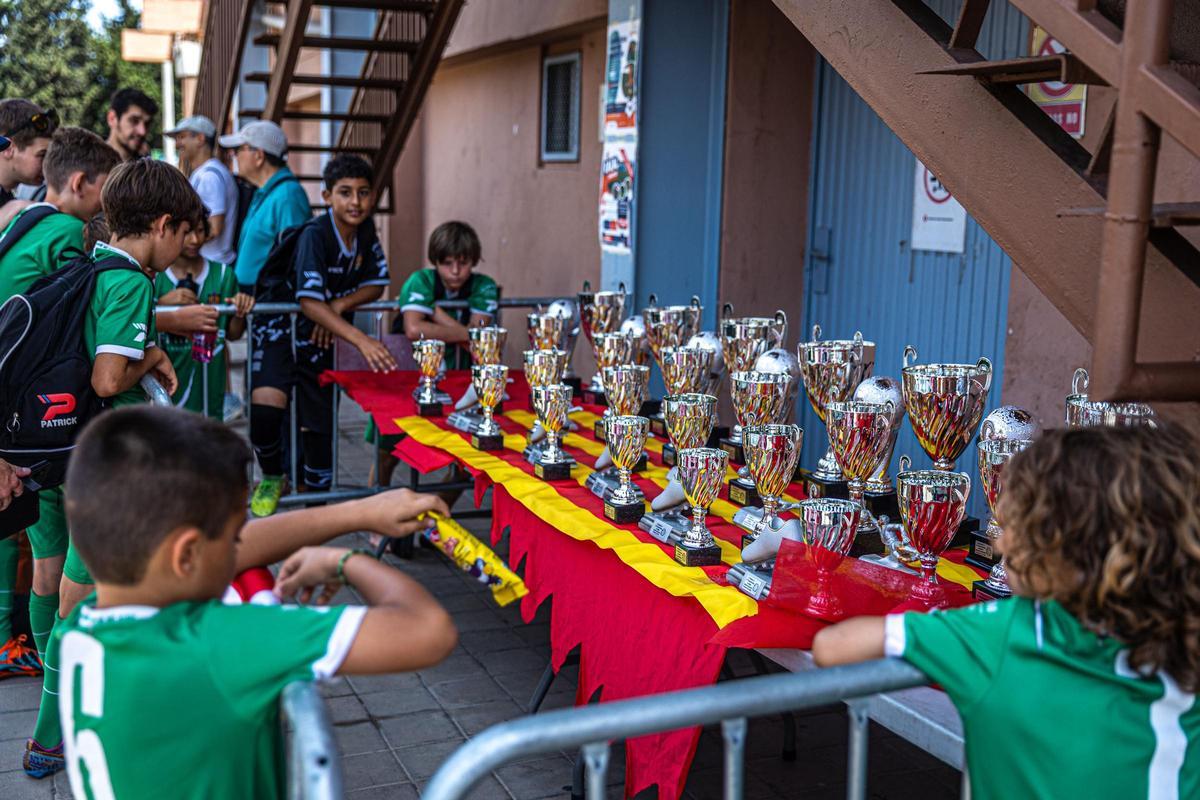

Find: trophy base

[564,375,583,397]
[849,529,885,558]
[662,442,678,467]
[797,469,849,500]
[533,459,574,481]
[604,497,646,524]
[673,542,722,567]
[584,470,619,501]
[965,529,999,571]
[649,413,667,437]
[640,399,662,417]
[417,400,443,417]
[470,432,504,451]
[972,578,1011,601]
[718,437,744,465]
[953,516,981,548]
[863,490,899,521]
[581,387,606,406]
[639,512,689,544]
[727,477,760,507]
[594,419,605,441]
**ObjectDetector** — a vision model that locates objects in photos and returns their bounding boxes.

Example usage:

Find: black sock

[301,430,332,491]
[251,404,286,477]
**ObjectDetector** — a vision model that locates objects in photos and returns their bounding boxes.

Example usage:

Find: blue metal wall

[798,1,1029,516]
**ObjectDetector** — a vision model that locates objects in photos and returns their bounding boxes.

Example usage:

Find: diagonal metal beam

[264,0,317,122]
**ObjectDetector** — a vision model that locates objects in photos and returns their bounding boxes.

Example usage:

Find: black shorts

[251,317,335,435]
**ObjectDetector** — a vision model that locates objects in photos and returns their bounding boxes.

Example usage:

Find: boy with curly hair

[815,424,1200,799]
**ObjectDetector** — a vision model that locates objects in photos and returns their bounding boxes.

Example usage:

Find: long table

[326,369,981,798]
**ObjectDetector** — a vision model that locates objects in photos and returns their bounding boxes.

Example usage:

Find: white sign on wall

[911,159,966,254]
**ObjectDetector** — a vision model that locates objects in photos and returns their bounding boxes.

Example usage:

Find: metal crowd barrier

[423,659,932,800]
[281,681,344,800]
[155,296,568,508]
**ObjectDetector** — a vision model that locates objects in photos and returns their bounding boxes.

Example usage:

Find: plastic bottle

[176,273,215,364]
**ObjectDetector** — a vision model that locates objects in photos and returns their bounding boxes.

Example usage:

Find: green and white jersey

[887,597,1200,799]
[85,242,158,408]
[58,596,365,800]
[0,203,85,301]
[154,260,238,419]
[397,268,499,368]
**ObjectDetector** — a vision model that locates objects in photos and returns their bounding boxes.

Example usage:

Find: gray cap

[165,115,217,138]
[218,120,288,159]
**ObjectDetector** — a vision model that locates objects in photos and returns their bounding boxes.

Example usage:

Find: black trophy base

[863,490,899,521]
[849,529,885,558]
[594,419,605,441]
[727,478,760,507]
[965,529,998,571]
[972,578,1011,601]
[649,413,667,437]
[662,442,678,467]
[417,400,443,417]
[533,460,574,481]
[470,432,503,451]
[674,542,722,567]
[719,437,744,465]
[953,516,981,549]
[740,532,757,551]
[564,375,583,397]
[798,469,849,500]
[581,387,606,406]
[639,399,662,417]
[604,497,645,524]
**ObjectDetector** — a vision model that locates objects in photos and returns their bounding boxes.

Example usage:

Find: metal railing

[423,659,931,800]
[281,681,344,800]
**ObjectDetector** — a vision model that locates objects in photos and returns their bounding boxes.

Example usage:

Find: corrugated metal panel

[798,1,1029,518]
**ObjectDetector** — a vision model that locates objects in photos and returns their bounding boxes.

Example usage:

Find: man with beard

[105,88,158,163]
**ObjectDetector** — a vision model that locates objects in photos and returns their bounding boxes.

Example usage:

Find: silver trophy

[674,447,729,566]
[527,311,566,352]
[852,376,905,494]
[602,415,649,524]
[588,364,650,496]
[530,384,576,481]
[896,456,971,607]
[641,393,718,543]
[974,438,1033,598]
[467,326,507,366]
[725,370,791,504]
[825,400,897,535]
[739,424,803,554]
[799,498,862,618]
[578,281,628,393]
[589,330,637,408]
[901,345,993,471]
[468,364,509,451]
[642,295,704,382]
[523,348,568,390]
[798,326,876,484]
[1064,367,1156,428]
[619,315,652,367]
[659,345,713,396]
[720,304,787,377]
[412,338,449,415]
[545,299,580,379]
[754,348,802,424]
[686,331,726,397]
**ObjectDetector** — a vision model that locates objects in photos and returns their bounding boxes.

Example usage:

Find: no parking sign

[1028,26,1087,138]
[911,158,967,254]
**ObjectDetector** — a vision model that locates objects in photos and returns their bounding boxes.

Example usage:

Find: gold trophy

[468,364,508,450]
[602,415,649,524]
[725,370,790,505]
[641,393,718,543]
[412,338,448,416]
[673,447,729,566]
[530,384,576,480]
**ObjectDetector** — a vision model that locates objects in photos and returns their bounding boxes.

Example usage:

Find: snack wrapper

[421,512,528,607]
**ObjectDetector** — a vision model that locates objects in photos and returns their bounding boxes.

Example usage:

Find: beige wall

[443,0,606,61]
[390,21,606,372]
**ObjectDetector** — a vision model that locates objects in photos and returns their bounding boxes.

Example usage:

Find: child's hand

[274,546,347,605]
[146,347,179,395]
[357,337,398,373]
[227,293,255,319]
[160,288,197,306]
[310,324,334,350]
[168,304,219,333]
[357,488,450,540]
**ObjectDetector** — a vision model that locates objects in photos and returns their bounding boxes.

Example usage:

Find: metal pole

[330,338,340,491]
[721,717,747,800]
[581,742,609,800]
[202,355,210,419]
[290,313,299,492]
[281,682,344,800]
[162,58,177,165]
[846,702,871,800]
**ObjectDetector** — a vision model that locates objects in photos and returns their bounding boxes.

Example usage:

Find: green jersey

[86,242,159,408]
[0,203,85,300]
[397,268,499,369]
[888,597,1200,799]
[58,596,365,800]
[154,261,238,419]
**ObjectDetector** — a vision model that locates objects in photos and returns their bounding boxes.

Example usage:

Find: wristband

[336,548,376,585]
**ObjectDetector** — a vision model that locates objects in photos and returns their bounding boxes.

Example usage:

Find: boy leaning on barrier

[0,128,120,684]
[155,212,254,419]
[23,158,204,778]
[814,425,1200,799]
[56,406,457,800]
[248,155,395,517]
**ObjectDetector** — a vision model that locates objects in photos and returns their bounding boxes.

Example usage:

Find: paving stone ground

[0,401,962,799]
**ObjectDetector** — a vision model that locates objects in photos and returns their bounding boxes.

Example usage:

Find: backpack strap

[93,255,150,280]
[0,205,60,262]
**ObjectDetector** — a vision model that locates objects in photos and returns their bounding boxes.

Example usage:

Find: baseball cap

[165,115,217,138]
[0,135,9,153]
[218,121,288,159]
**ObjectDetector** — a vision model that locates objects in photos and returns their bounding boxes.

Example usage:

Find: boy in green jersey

[56,406,456,800]
[155,214,254,418]
[814,425,1200,800]
[24,159,203,778]
[0,129,119,686]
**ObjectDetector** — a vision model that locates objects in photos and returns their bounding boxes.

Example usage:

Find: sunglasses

[4,109,59,139]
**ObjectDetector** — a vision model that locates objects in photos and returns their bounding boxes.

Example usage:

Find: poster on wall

[911,158,967,254]
[599,139,636,254]
[603,19,639,135]
[1027,26,1087,138]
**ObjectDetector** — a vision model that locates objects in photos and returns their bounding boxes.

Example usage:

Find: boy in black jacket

[249,156,395,516]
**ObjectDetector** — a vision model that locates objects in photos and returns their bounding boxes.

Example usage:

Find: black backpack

[230,173,299,261]
[0,205,60,261]
[252,220,309,302]
[0,255,144,490]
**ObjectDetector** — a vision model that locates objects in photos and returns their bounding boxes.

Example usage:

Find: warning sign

[911,159,966,254]
[1027,26,1087,138]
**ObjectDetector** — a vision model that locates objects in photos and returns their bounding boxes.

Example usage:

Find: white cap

[165,115,217,138]
[218,120,288,159]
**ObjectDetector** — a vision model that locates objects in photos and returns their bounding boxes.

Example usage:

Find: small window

[541,52,581,163]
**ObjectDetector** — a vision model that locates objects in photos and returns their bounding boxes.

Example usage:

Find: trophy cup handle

[898,454,912,473]
[618,281,628,295]
[1072,366,1089,395]
[902,344,918,369]
[811,323,822,342]
[955,472,972,504]
[690,295,702,309]
[981,418,996,440]
[647,292,658,307]
[582,279,592,292]
[721,301,734,320]
[774,309,788,337]
[974,357,994,393]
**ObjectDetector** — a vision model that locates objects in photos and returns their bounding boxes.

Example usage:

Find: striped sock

[28,592,58,661]
[31,613,62,749]
[0,537,17,643]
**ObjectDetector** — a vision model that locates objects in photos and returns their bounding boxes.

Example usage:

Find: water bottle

[176,273,214,364]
